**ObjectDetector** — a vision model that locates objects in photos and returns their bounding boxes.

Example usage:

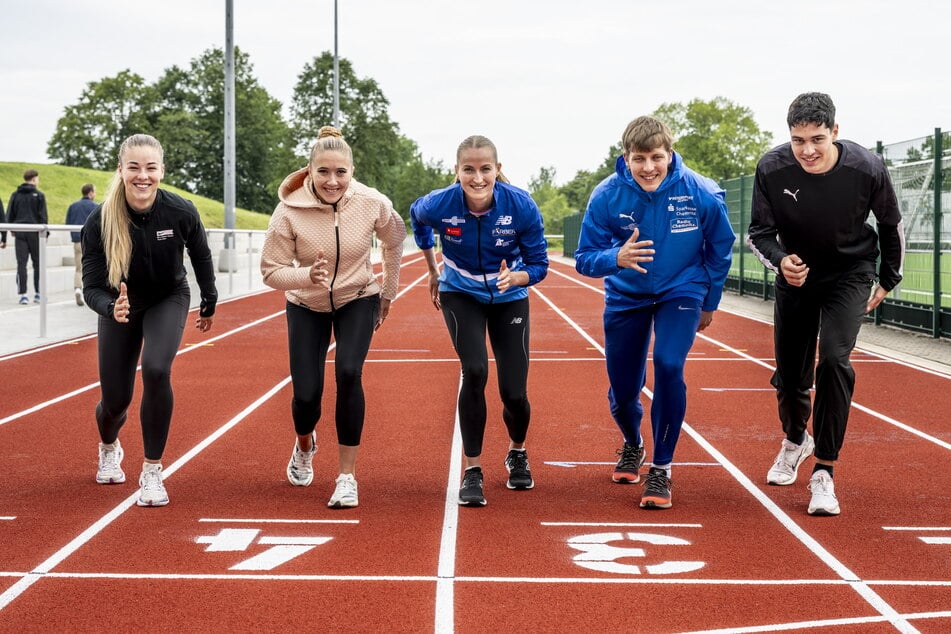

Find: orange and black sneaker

[639,467,672,509]
[612,442,645,484]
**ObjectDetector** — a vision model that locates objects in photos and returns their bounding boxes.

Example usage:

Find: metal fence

[562,128,950,339]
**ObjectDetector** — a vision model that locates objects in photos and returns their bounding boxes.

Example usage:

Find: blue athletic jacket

[574,152,735,312]
[410,181,549,303]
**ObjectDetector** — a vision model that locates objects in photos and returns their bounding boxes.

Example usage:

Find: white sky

[1,0,948,190]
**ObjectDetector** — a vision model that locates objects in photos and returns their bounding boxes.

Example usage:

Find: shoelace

[643,471,671,495]
[507,452,529,474]
[616,445,641,470]
[809,475,834,495]
[336,478,357,499]
[462,470,483,490]
[101,448,118,469]
[141,470,163,494]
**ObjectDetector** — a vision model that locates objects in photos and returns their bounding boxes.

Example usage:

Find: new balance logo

[510,317,523,325]
[783,188,799,202]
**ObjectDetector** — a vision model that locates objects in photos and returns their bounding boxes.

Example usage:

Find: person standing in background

[4,169,48,304]
[66,183,97,306]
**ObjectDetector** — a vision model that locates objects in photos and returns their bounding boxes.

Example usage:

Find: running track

[0,255,948,633]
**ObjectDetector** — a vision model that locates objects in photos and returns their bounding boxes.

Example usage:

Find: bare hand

[114,282,131,323]
[375,298,392,331]
[428,272,441,311]
[497,260,512,293]
[697,310,714,331]
[866,284,889,313]
[309,250,330,285]
[617,227,654,273]
[195,315,214,332]
[781,254,809,286]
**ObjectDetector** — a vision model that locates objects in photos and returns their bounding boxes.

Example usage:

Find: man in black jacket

[5,169,49,304]
[747,93,905,517]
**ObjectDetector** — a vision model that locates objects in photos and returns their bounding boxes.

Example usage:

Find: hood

[277,166,355,210]
[16,183,37,194]
[614,151,685,195]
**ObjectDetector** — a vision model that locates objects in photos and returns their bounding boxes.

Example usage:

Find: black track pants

[771,271,873,462]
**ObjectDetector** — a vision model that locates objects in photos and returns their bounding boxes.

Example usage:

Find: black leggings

[439,292,531,458]
[286,295,379,446]
[96,293,189,460]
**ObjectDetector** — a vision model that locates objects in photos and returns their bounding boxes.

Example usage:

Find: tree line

[48,48,773,231]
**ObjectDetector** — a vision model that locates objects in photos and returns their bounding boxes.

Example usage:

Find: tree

[652,97,772,181]
[160,48,298,214]
[383,136,454,220]
[529,166,572,234]
[47,70,155,169]
[558,143,621,212]
[290,52,403,194]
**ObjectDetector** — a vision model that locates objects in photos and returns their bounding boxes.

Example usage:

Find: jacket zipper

[329,202,340,312]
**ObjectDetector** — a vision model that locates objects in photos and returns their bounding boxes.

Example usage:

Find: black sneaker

[459,467,487,506]
[639,467,672,509]
[612,442,645,484]
[504,449,534,490]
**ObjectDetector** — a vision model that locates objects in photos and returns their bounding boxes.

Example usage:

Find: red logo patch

[446,227,462,237]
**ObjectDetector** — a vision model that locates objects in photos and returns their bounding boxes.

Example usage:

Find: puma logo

[783,188,800,202]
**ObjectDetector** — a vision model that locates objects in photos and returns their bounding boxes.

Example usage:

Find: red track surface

[1,256,948,633]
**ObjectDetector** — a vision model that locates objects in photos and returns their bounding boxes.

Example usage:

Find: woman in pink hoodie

[261,126,405,509]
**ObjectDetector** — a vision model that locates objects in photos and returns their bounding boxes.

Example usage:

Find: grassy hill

[0,162,271,230]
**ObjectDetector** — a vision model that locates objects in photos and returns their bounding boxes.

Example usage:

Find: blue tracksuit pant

[604,297,702,466]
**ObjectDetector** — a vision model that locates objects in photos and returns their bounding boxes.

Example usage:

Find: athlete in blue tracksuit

[575,116,735,509]
[410,135,548,507]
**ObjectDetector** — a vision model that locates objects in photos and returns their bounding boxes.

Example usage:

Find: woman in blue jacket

[575,116,734,510]
[411,135,548,507]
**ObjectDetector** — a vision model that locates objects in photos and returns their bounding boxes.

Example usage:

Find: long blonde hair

[101,134,165,289]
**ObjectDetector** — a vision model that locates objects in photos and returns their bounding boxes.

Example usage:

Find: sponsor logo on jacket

[446,226,462,237]
[156,229,175,241]
[442,216,466,226]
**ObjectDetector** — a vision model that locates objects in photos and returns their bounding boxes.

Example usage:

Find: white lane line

[883,526,951,531]
[542,522,702,528]
[697,332,951,451]
[0,377,290,612]
[680,610,951,634]
[434,373,464,634]
[532,278,921,634]
[0,308,287,428]
[198,518,359,524]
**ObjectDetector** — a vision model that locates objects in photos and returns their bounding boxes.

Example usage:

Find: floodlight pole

[333,0,340,128]
[221,0,237,272]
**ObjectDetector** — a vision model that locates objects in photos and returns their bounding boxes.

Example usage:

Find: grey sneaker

[286,432,316,486]
[96,440,126,484]
[807,470,840,516]
[75,288,84,306]
[137,463,169,507]
[766,434,815,486]
[328,473,358,508]
[613,442,645,484]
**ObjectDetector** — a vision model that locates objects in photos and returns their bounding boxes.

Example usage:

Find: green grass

[1,162,271,230]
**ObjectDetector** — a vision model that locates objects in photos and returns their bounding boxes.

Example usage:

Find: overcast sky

[2,0,948,191]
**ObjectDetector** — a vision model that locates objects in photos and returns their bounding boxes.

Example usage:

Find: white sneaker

[96,440,126,484]
[328,473,358,508]
[137,463,169,507]
[766,434,815,486]
[75,288,84,306]
[807,470,840,516]
[286,432,316,486]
